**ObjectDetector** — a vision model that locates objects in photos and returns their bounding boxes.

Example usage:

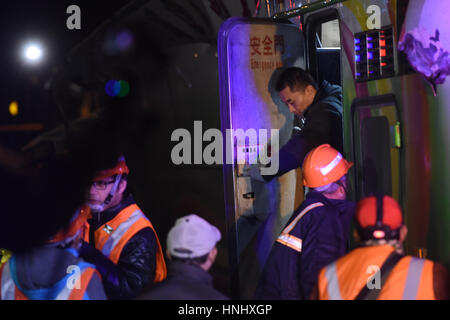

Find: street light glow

[9,101,19,116]
[22,43,44,63]
[25,46,42,60]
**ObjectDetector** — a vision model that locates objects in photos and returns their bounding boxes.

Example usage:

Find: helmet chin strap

[89,174,123,213]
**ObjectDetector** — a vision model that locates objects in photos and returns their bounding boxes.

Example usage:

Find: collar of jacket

[303,80,329,117]
[167,260,214,285]
[306,189,355,216]
[90,194,135,231]
[306,190,355,238]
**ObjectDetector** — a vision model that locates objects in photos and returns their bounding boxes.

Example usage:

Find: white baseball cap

[167,214,221,258]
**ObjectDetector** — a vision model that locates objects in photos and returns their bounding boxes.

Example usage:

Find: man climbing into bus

[254,144,354,299]
[244,67,343,182]
[315,195,449,300]
[78,156,167,299]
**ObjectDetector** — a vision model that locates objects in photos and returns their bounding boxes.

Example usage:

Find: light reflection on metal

[395,122,402,149]
[265,0,271,17]
[272,0,347,20]
[265,0,303,17]
[254,0,261,17]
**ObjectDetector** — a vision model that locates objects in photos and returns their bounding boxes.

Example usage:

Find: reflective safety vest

[0,257,97,300]
[84,204,167,283]
[318,245,436,300]
[275,202,324,252]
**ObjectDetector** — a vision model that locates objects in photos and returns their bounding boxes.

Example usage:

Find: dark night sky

[0,0,131,129]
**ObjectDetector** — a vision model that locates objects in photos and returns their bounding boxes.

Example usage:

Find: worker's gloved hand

[243,163,266,182]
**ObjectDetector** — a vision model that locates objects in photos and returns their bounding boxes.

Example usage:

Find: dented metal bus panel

[219,0,450,298]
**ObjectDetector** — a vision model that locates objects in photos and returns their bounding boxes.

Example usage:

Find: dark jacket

[137,260,229,300]
[79,195,157,299]
[254,190,354,300]
[9,246,106,300]
[264,81,343,181]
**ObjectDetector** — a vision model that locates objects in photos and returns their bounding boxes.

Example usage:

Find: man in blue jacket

[245,67,343,182]
[254,144,355,299]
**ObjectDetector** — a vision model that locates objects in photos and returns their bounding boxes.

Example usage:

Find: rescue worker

[138,214,228,300]
[0,208,106,300]
[254,144,355,299]
[245,67,343,181]
[316,195,449,300]
[78,156,167,299]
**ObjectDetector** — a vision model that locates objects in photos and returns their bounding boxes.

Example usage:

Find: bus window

[318,19,340,48]
[308,15,341,86]
[351,95,402,202]
[360,116,392,196]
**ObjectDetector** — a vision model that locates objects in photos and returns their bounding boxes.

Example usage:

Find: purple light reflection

[115,30,134,50]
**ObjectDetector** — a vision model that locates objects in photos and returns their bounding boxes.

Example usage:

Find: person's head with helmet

[87,155,130,213]
[354,195,408,249]
[302,144,353,200]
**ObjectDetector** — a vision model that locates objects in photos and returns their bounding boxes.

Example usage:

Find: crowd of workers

[0,67,448,300]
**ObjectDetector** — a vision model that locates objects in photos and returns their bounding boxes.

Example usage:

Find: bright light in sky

[23,43,43,63]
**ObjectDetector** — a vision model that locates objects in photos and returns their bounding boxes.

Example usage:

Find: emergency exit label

[250,34,285,72]
[250,35,285,56]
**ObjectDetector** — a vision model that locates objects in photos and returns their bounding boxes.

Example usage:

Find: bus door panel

[218,17,305,298]
[351,95,402,202]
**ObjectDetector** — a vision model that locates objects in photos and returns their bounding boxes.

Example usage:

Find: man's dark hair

[275,67,318,92]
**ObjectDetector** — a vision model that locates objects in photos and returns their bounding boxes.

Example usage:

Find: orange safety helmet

[47,206,90,244]
[302,144,353,188]
[93,156,130,181]
[355,195,403,240]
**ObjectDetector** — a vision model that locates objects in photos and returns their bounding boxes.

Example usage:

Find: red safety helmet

[355,195,403,241]
[302,144,353,188]
[93,156,130,181]
[47,206,90,244]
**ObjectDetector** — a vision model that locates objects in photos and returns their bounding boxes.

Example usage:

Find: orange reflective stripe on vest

[14,288,28,300]
[67,268,96,300]
[282,202,324,234]
[318,245,436,300]
[92,204,167,283]
[276,202,324,252]
[53,267,96,300]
